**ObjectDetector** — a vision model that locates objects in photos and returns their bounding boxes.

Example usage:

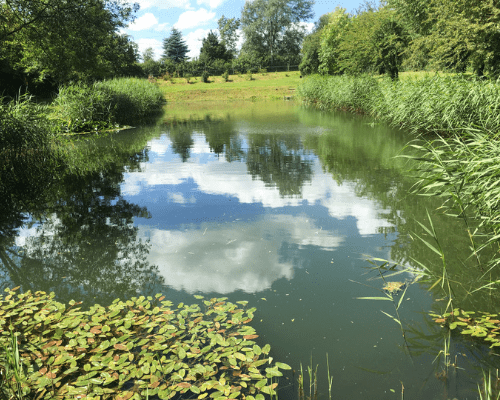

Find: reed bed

[298,74,500,136]
[52,78,164,133]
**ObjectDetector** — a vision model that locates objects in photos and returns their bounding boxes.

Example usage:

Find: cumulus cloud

[139,215,342,294]
[135,38,163,60]
[128,13,159,31]
[122,135,395,236]
[134,0,191,10]
[174,8,216,30]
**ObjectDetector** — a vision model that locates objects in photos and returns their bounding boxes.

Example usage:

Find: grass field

[156,70,302,102]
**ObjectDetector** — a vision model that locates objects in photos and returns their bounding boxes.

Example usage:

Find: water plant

[0,287,290,399]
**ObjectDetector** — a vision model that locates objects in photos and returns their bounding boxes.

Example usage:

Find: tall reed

[298,74,500,137]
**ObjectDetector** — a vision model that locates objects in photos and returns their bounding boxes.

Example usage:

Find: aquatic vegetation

[0,287,289,399]
[52,78,164,133]
[298,74,500,136]
[382,281,406,294]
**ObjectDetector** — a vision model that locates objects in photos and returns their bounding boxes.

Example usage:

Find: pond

[1,100,498,399]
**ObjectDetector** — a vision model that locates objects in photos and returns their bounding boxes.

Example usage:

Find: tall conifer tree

[162,28,189,63]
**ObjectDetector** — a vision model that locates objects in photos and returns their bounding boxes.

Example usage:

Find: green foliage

[217,16,241,59]
[0,95,59,208]
[222,70,230,82]
[299,74,500,135]
[99,78,165,126]
[297,74,381,113]
[318,7,351,75]
[202,71,210,83]
[53,82,116,133]
[240,0,314,65]
[53,78,164,132]
[200,31,231,65]
[0,288,289,400]
[0,0,139,84]
[163,28,189,64]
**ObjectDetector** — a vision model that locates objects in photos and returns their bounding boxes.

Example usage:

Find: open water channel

[2,100,499,399]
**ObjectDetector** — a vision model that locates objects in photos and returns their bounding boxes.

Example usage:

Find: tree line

[300,0,500,79]
[2,0,499,97]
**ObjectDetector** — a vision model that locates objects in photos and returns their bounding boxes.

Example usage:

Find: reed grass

[98,77,164,126]
[0,328,29,399]
[52,78,164,133]
[298,74,500,136]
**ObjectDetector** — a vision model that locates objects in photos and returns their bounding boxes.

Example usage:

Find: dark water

[1,101,498,399]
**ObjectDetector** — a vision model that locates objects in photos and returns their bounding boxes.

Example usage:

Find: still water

[2,101,496,399]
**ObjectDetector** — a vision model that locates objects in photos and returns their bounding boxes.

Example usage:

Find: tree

[142,47,155,62]
[240,0,314,65]
[0,0,140,84]
[299,13,331,75]
[426,0,500,77]
[317,7,351,75]
[199,31,231,65]
[217,16,240,58]
[162,28,189,64]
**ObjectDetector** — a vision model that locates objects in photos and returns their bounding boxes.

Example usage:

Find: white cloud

[174,8,216,30]
[128,12,159,31]
[135,0,191,10]
[122,135,395,236]
[136,38,163,60]
[196,0,225,9]
[299,21,315,34]
[185,28,211,59]
[139,214,342,294]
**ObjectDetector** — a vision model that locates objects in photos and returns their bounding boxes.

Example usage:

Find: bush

[246,70,253,81]
[222,70,230,82]
[202,70,210,83]
[52,82,115,133]
[185,73,192,83]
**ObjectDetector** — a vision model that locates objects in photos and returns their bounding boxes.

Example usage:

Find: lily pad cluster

[431,308,500,348]
[0,287,290,399]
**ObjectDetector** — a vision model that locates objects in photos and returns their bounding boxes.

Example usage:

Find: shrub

[222,70,230,82]
[185,73,192,83]
[246,70,253,81]
[202,70,210,83]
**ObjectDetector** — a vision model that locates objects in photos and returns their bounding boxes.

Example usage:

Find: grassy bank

[157,70,301,102]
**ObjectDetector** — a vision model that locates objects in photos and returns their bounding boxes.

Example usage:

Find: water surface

[2,100,496,399]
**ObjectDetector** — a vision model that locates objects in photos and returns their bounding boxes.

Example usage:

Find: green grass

[157,70,302,102]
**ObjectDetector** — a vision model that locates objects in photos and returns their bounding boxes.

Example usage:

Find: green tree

[427,0,500,77]
[240,0,314,65]
[317,7,351,75]
[299,13,330,75]
[217,16,240,58]
[372,11,409,79]
[199,31,231,65]
[162,28,189,64]
[0,0,139,84]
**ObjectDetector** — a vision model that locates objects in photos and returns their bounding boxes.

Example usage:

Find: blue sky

[122,0,365,60]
